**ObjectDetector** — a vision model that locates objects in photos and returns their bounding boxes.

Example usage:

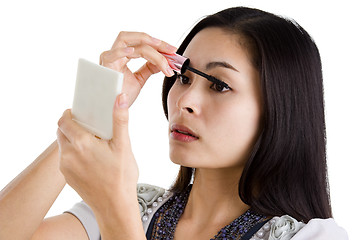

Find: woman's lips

[170,131,199,142]
[170,123,199,142]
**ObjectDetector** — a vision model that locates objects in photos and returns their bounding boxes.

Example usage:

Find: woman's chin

[169,154,201,168]
[170,158,194,168]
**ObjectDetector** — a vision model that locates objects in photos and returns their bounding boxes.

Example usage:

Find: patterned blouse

[65,183,348,240]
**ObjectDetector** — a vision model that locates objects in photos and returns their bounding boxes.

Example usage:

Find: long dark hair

[161,7,332,222]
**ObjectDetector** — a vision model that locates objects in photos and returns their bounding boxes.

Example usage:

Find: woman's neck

[180,167,249,228]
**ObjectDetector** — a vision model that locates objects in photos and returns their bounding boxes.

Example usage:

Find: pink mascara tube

[161,53,190,74]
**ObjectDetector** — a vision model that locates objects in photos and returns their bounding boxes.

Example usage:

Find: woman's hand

[57,93,135,207]
[57,93,145,239]
[99,31,177,106]
[57,31,177,206]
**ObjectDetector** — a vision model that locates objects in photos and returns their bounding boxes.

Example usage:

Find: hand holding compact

[57,93,137,212]
[55,32,176,237]
[99,31,177,106]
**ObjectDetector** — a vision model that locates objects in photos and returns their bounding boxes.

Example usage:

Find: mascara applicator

[161,53,230,89]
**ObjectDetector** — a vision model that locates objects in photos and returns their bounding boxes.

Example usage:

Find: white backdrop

[0,0,359,239]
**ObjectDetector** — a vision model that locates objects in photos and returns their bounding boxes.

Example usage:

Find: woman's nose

[176,82,203,116]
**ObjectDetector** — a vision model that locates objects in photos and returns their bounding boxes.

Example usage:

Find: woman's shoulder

[136,183,168,200]
[136,183,173,232]
[136,183,172,213]
[251,215,348,240]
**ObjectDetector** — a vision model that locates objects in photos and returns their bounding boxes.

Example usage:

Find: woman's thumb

[112,93,130,147]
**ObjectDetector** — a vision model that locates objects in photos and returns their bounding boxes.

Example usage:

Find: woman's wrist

[94,192,146,240]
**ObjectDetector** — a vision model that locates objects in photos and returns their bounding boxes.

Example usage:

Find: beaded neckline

[150,185,267,240]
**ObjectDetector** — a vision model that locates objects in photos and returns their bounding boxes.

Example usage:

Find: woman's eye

[177,74,190,85]
[176,73,231,93]
[211,82,231,92]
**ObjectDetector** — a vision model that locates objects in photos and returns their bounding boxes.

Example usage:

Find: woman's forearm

[0,140,66,240]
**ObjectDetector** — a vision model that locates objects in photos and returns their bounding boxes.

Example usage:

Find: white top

[65,183,348,240]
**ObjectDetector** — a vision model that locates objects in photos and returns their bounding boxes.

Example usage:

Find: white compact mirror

[72,58,124,140]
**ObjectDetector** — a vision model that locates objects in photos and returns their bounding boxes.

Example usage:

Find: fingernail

[124,47,134,53]
[117,93,128,109]
[166,66,174,76]
[151,37,162,45]
[166,44,178,52]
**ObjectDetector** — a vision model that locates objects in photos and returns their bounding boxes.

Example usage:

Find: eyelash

[176,74,231,93]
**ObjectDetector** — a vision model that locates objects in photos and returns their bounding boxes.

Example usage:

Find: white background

[0,0,359,239]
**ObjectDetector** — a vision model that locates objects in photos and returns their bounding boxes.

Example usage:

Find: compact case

[72,58,123,140]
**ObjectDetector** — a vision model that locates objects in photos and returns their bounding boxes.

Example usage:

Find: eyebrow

[205,61,239,72]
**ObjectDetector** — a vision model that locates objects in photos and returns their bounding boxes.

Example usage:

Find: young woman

[0,7,348,240]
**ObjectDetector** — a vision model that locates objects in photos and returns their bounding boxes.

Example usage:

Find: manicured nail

[166,44,178,52]
[124,47,134,53]
[117,93,128,109]
[166,66,174,76]
[151,37,162,45]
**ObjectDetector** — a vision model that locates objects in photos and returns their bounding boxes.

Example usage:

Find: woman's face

[167,27,263,169]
